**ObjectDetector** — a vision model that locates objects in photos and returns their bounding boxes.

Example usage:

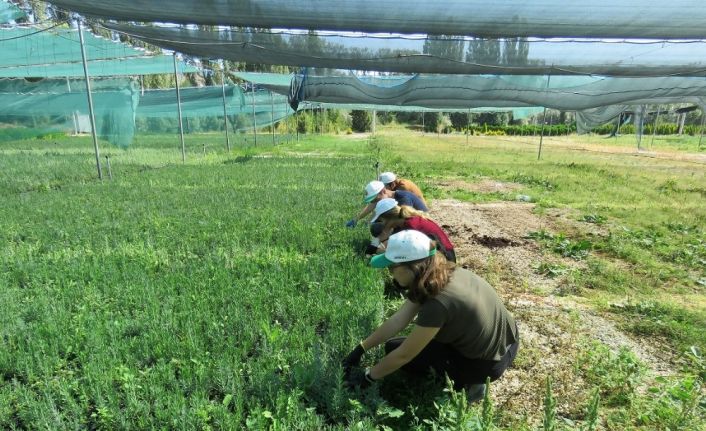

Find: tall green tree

[423,35,465,61]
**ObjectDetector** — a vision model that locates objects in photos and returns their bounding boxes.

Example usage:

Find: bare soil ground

[492,135,706,165]
[426,187,680,422]
[434,179,524,194]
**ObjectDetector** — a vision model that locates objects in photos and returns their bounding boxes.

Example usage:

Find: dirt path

[426,194,679,417]
[489,135,706,165]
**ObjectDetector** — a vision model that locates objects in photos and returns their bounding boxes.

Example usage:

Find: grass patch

[2,129,704,429]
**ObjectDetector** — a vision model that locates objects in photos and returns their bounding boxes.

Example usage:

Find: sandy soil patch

[435,179,524,194]
[426,198,680,421]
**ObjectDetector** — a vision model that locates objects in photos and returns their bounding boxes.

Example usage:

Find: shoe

[464,383,486,404]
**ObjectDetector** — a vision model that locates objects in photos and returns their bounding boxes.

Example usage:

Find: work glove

[345,219,357,228]
[342,343,366,375]
[364,244,379,256]
[345,367,375,390]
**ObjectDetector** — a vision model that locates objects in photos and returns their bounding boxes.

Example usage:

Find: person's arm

[377,225,395,243]
[368,325,440,380]
[361,300,420,351]
[354,202,375,222]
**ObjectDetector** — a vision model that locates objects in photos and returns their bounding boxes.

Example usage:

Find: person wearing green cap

[346,180,428,228]
[342,230,519,403]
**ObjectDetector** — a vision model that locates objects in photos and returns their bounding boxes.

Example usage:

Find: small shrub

[577,341,646,407]
[580,214,606,225]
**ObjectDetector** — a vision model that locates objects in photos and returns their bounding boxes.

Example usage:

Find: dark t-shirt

[415,268,517,361]
[394,190,428,212]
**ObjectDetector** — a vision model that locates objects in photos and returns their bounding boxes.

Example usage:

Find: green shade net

[0,26,196,78]
[290,73,706,112]
[234,72,544,119]
[288,73,706,132]
[0,0,25,23]
[0,23,197,146]
[0,77,139,147]
[134,85,295,134]
[109,23,706,77]
[49,0,706,39]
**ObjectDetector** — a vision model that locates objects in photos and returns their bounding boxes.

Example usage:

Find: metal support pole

[650,106,661,148]
[466,108,470,144]
[372,110,376,135]
[66,76,79,135]
[251,84,257,146]
[637,106,645,150]
[537,74,551,161]
[221,69,230,152]
[538,107,548,161]
[105,155,112,180]
[78,22,102,180]
[270,91,275,145]
[698,108,706,150]
[173,54,186,163]
[421,112,425,134]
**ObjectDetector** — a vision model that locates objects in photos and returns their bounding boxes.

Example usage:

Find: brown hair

[379,205,429,230]
[404,248,456,304]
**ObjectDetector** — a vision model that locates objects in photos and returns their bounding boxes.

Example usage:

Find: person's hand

[344,367,374,390]
[345,219,357,228]
[364,244,379,257]
[342,343,365,374]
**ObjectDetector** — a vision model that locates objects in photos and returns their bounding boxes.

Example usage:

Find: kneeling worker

[343,230,519,402]
[379,171,427,207]
[346,180,427,228]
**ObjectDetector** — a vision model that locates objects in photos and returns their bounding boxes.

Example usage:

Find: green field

[1,129,704,429]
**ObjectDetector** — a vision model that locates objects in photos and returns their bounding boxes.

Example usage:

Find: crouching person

[343,230,519,402]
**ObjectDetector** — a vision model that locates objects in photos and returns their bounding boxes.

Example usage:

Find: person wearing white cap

[369,199,456,262]
[378,171,427,207]
[342,230,519,403]
[346,180,428,228]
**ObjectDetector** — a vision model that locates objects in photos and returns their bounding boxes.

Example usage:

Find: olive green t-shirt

[415,268,517,361]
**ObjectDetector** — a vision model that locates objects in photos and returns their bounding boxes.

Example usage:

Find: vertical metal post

[637,105,645,150]
[221,68,230,152]
[547,113,553,137]
[698,108,706,150]
[537,74,551,160]
[78,23,103,180]
[173,54,186,163]
[319,107,323,135]
[66,76,79,135]
[537,107,548,161]
[421,112,425,134]
[105,155,112,180]
[372,110,376,135]
[251,84,257,146]
[466,108,470,144]
[296,110,300,142]
[270,91,275,145]
[650,106,661,148]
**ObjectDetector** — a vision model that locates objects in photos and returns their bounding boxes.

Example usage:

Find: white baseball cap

[370,230,436,268]
[370,198,398,223]
[379,172,397,185]
[364,180,385,203]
